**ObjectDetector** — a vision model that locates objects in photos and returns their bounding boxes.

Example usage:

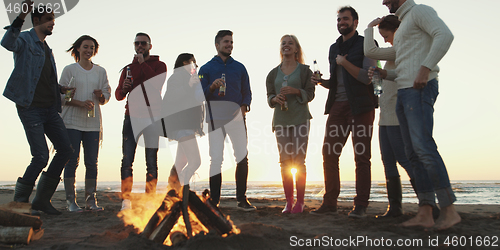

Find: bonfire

[118,186,239,246]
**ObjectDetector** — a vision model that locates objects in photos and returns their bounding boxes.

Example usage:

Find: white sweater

[60,63,111,133]
[368,0,454,89]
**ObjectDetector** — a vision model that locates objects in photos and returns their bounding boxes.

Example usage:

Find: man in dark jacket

[310,6,377,218]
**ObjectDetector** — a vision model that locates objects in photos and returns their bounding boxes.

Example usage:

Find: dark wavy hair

[174,53,194,69]
[66,35,99,62]
[338,6,358,21]
[31,5,52,25]
[379,15,400,32]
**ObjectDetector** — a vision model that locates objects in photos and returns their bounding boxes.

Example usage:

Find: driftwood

[0,226,33,244]
[0,208,42,230]
[0,202,32,214]
[149,201,182,244]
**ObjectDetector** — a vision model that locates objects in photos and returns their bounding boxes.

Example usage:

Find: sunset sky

[0,0,498,184]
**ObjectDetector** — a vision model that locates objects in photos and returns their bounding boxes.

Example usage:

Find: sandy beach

[0,188,499,249]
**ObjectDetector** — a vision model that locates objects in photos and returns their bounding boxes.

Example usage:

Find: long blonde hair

[279,34,304,64]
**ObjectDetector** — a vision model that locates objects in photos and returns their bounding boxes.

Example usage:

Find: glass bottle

[219,73,226,96]
[64,76,75,102]
[371,67,383,96]
[313,60,321,80]
[281,75,288,111]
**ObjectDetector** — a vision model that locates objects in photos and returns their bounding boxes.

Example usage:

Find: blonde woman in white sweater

[60,35,111,212]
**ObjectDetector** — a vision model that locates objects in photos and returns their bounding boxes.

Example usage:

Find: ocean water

[1,180,499,205]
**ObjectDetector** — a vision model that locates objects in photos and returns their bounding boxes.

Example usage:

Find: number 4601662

[5,2,61,14]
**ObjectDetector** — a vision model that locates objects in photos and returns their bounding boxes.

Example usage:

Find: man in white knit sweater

[374,0,461,230]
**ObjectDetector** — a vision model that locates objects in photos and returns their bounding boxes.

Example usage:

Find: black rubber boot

[209,173,222,206]
[235,156,249,202]
[410,178,440,220]
[14,177,34,203]
[377,176,403,218]
[31,172,62,215]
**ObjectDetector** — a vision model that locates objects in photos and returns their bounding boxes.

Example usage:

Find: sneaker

[121,199,132,211]
[310,204,337,215]
[348,205,367,218]
[237,199,256,211]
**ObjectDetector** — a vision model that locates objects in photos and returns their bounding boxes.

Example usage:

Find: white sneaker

[121,199,132,211]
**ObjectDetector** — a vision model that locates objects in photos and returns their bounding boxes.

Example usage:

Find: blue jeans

[396,79,456,207]
[379,126,414,180]
[16,105,73,184]
[63,129,100,179]
[120,115,158,180]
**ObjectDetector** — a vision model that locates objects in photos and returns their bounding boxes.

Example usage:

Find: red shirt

[115,55,167,116]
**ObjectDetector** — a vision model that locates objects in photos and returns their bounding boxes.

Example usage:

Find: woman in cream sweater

[364,16,416,218]
[60,35,111,212]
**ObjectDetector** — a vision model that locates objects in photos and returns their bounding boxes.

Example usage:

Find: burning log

[0,208,42,230]
[187,190,232,235]
[141,190,179,239]
[142,188,238,246]
[181,186,193,239]
[148,201,182,244]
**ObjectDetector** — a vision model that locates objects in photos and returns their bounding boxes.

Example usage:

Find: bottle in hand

[371,67,383,96]
[65,77,75,102]
[219,73,226,97]
[281,75,288,111]
[313,60,321,80]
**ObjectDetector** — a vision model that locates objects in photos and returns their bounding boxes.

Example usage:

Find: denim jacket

[1,20,60,111]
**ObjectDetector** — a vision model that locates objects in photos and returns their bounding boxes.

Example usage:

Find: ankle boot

[281,162,294,214]
[209,173,222,206]
[64,177,83,212]
[410,178,440,219]
[14,177,34,203]
[146,173,157,194]
[85,179,103,211]
[31,172,62,215]
[377,176,402,218]
[292,171,306,214]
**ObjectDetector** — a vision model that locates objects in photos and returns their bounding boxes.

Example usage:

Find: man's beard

[338,25,354,36]
[220,51,231,57]
[43,28,52,36]
[137,50,150,58]
[389,1,399,13]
